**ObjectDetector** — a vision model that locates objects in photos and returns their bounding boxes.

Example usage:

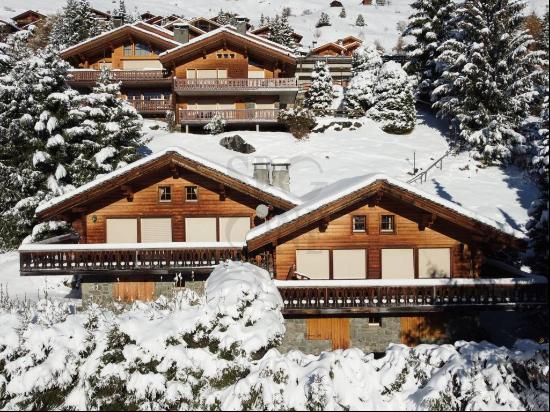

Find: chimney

[253,157,271,186]
[173,23,190,44]
[113,15,124,28]
[235,16,249,35]
[271,159,290,192]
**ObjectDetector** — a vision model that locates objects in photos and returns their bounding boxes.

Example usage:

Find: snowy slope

[144,110,537,235]
[1,0,547,51]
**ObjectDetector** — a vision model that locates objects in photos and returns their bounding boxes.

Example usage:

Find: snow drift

[0,262,547,410]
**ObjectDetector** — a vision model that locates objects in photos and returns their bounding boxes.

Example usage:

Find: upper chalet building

[19,148,547,351]
[60,18,299,130]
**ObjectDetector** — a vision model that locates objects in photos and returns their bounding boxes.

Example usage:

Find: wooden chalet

[251,25,303,45]
[11,10,45,29]
[19,153,546,347]
[188,17,221,33]
[159,24,299,130]
[90,8,111,22]
[311,36,363,57]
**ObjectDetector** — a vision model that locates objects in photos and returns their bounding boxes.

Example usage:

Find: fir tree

[214,10,236,26]
[356,14,365,27]
[304,61,334,115]
[403,0,456,98]
[432,0,545,164]
[67,67,143,186]
[339,8,347,19]
[316,13,331,28]
[367,61,416,134]
[345,44,383,117]
[266,14,297,50]
[525,96,549,275]
[50,0,103,50]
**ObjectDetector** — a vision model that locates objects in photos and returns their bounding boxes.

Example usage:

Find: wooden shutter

[418,248,451,278]
[140,218,172,243]
[381,248,415,279]
[333,249,367,279]
[296,250,330,279]
[219,217,250,242]
[185,217,217,242]
[106,218,137,243]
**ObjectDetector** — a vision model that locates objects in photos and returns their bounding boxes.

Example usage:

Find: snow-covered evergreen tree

[540,8,549,56]
[204,114,226,134]
[0,40,11,74]
[304,61,335,115]
[525,95,549,276]
[266,14,297,50]
[367,61,416,134]
[67,67,143,186]
[345,44,383,116]
[356,14,365,27]
[316,13,331,28]
[214,10,236,26]
[403,0,456,98]
[432,0,545,164]
[339,8,347,19]
[50,0,103,50]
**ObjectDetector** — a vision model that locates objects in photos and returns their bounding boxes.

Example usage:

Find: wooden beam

[367,192,383,207]
[169,162,180,179]
[120,184,134,202]
[319,217,330,232]
[418,213,436,231]
[218,183,226,201]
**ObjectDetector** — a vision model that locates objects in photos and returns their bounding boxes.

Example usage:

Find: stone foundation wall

[277,319,333,354]
[350,317,401,353]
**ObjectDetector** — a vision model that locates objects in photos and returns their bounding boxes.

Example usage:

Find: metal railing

[407,151,451,184]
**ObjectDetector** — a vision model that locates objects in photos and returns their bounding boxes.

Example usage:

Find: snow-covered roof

[246,173,526,244]
[36,147,302,215]
[59,22,181,56]
[19,241,246,252]
[159,26,296,60]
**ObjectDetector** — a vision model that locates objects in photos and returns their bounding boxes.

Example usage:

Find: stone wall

[277,319,333,354]
[350,317,401,353]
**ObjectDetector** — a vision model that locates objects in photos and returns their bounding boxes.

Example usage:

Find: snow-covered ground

[1,0,548,52]
[144,109,537,234]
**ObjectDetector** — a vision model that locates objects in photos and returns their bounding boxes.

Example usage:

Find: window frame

[380,214,396,234]
[158,185,172,203]
[185,185,199,202]
[352,215,367,233]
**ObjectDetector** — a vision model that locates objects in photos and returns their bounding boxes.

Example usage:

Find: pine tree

[304,61,334,115]
[0,40,12,74]
[339,8,347,19]
[67,67,143,186]
[316,13,331,28]
[50,0,103,50]
[432,0,545,164]
[525,96,549,275]
[214,10,236,26]
[403,0,456,98]
[345,44,383,117]
[356,14,365,27]
[367,61,416,134]
[0,46,78,247]
[540,8,549,56]
[266,14,297,50]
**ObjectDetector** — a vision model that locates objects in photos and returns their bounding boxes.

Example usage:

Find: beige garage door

[333,249,367,279]
[381,248,415,279]
[185,217,217,242]
[219,217,250,243]
[419,248,451,278]
[106,218,138,243]
[140,218,172,243]
[122,60,163,70]
[296,250,330,279]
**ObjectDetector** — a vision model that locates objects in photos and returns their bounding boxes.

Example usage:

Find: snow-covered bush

[316,12,331,28]
[356,14,365,27]
[204,114,226,135]
[345,44,383,117]
[339,8,346,18]
[304,62,335,116]
[278,107,316,139]
[367,61,416,134]
[165,110,176,132]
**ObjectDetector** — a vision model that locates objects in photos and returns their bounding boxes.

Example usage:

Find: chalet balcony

[179,108,280,124]
[67,70,172,86]
[128,99,173,114]
[173,78,298,95]
[275,278,548,315]
[19,242,244,276]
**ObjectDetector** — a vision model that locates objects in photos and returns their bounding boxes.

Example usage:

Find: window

[159,186,172,202]
[134,42,151,56]
[123,43,133,56]
[352,216,367,232]
[185,185,198,201]
[380,215,395,233]
[368,316,381,327]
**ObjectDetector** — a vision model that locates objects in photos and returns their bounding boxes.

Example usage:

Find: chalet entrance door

[106,218,138,243]
[306,318,351,350]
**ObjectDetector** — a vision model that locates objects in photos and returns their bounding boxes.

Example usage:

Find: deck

[67,70,172,86]
[173,78,298,95]
[179,108,280,124]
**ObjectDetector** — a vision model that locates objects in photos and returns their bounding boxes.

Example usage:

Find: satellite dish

[256,204,269,219]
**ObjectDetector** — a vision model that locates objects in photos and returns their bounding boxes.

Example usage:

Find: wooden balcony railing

[68,70,169,83]
[19,242,244,275]
[128,99,172,113]
[174,77,298,92]
[275,278,548,314]
[179,109,280,123]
